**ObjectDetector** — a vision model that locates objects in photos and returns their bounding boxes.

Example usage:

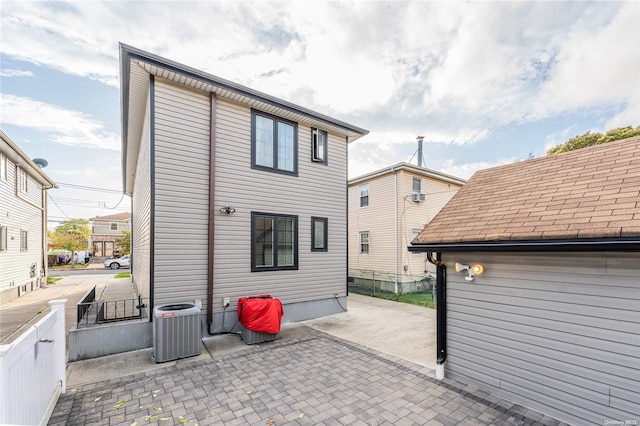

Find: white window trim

[19,168,28,193]
[0,225,7,252]
[359,231,370,255]
[412,177,423,194]
[411,229,422,255]
[0,155,7,182]
[359,184,369,208]
[20,229,28,252]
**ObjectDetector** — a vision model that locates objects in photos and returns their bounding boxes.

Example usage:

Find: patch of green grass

[349,287,436,309]
[47,276,63,285]
[367,292,436,309]
[114,272,131,279]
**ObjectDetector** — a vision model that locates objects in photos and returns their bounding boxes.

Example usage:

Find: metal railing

[77,296,148,327]
[77,286,96,325]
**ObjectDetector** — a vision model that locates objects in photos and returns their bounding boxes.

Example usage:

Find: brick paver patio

[50,335,566,425]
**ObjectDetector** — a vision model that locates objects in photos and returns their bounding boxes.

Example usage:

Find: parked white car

[104,255,131,270]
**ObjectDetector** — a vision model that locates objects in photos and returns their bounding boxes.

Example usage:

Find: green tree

[116,229,131,254]
[546,125,640,155]
[48,219,91,265]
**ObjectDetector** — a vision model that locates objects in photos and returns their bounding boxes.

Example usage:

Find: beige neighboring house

[348,162,465,293]
[0,131,57,305]
[89,212,131,257]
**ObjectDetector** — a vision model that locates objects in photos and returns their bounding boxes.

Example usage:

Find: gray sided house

[120,44,368,334]
[409,136,640,425]
[0,131,57,305]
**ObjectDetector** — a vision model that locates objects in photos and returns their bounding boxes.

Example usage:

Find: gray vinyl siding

[213,97,348,314]
[131,99,152,301]
[0,157,45,297]
[442,252,640,425]
[152,80,210,306]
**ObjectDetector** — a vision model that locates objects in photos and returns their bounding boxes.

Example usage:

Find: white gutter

[393,167,398,294]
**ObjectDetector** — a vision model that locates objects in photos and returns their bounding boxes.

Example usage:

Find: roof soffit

[136,60,366,139]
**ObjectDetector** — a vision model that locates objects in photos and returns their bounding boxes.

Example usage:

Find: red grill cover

[237,294,284,334]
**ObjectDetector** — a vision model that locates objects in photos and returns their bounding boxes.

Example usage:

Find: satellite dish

[32,158,48,168]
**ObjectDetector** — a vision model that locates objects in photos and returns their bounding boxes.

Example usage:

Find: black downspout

[435,252,446,365]
[427,251,446,378]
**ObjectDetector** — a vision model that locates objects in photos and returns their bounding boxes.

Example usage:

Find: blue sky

[1,1,638,226]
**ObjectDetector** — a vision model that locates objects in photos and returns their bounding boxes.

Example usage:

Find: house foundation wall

[208,296,347,334]
[68,321,152,362]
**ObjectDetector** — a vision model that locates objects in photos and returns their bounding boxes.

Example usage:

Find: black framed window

[359,184,369,207]
[311,217,328,252]
[311,128,327,163]
[252,110,298,175]
[252,212,298,271]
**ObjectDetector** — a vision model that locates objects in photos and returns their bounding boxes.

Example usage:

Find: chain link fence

[348,269,436,308]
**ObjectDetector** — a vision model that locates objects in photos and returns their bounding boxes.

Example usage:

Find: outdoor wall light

[219,206,236,215]
[455,263,484,281]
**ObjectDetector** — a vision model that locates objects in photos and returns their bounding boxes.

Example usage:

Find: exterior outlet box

[223,297,230,308]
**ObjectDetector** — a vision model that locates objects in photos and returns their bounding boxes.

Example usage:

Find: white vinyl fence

[0,300,67,426]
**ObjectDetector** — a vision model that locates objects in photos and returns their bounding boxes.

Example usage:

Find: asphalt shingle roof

[90,212,131,221]
[413,136,640,245]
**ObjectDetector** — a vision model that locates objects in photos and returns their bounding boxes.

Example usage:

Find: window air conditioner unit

[412,193,426,202]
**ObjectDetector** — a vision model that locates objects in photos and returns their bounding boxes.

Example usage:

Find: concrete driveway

[305,293,436,369]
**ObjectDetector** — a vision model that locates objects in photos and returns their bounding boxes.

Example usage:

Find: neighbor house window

[311,217,328,252]
[252,111,297,175]
[412,177,422,194]
[252,212,298,271]
[311,128,327,163]
[411,229,421,254]
[359,184,369,207]
[0,155,7,181]
[19,168,28,193]
[20,230,28,251]
[359,231,369,254]
[0,226,7,251]
[110,222,118,231]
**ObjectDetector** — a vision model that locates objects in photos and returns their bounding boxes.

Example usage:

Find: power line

[56,182,122,194]
[48,194,69,218]
[105,193,127,209]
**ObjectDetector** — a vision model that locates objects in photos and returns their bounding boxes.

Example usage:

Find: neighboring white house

[348,163,464,293]
[120,44,368,334]
[410,136,640,425]
[0,131,57,305]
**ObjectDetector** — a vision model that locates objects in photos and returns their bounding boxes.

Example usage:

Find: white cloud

[0,0,637,161]
[535,2,640,123]
[438,158,516,180]
[0,69,34,77]
[0,94,120,150]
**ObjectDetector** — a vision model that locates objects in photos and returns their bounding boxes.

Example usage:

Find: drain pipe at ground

[426,251,446,380]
